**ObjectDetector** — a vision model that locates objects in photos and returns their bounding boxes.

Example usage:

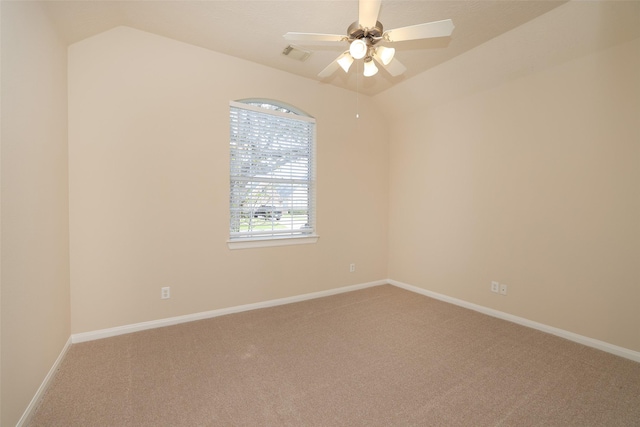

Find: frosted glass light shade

[337,53,354,72]
[376,46,395,65]
[349,39,367,60]
[363,59,378,77]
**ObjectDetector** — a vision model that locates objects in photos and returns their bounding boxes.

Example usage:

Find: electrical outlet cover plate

[491,281,500,293]
[500,284,508,295]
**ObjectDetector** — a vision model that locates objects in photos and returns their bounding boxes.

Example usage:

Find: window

[228,99,317,249]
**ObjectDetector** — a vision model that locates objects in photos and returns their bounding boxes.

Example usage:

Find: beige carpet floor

[29,285,640,426]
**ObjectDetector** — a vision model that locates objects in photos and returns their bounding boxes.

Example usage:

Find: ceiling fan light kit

[363,57,378,77]
[376,45,395,66]
[283,0,454,79]
[349,38,368,60]
[337,52,354,73]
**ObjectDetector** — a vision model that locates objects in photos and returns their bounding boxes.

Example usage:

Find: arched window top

[235,98,312,118]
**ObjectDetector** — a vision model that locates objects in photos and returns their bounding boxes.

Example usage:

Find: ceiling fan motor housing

[348,21,384,45]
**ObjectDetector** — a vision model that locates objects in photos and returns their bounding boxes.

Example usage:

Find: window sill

[227,235,319,250]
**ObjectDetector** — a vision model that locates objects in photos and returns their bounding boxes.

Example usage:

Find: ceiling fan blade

[373,53,407,77]
[283,32,346,43]
[384,19,455,42]
[359,0,382,29]
[318,54,343,78]
[383,57,407,77]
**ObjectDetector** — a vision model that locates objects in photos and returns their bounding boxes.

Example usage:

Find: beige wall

[380,2,640,352]
[68,26,389,334]
[3,1,639,423]
[0,2,71,425]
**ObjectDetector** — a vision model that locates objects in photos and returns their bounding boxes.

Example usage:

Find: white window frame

[227,99,318,250]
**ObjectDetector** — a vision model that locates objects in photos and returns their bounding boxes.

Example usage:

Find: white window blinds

[229,101,316,241]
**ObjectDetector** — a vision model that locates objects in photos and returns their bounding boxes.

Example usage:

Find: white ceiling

[43,0,569,95]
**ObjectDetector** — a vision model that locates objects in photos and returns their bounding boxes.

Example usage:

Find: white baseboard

[71,280,387,344]
[71,277,640,363]
[388,279,640,363]
[17,336,72,427]
[21,278,638,425]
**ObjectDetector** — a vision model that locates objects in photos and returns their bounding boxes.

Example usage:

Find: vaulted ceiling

[42,1,571,95]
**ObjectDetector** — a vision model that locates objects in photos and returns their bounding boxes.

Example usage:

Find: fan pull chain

[356,60,360,119]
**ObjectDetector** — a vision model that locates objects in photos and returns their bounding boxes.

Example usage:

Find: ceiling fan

[283,0,455,78]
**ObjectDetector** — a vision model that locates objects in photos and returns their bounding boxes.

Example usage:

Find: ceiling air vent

[282,45,311,62]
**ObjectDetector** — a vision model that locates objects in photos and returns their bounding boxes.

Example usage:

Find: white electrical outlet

[349,263,356,273]
[500,283,508,296]
[491,281,500,293]
[161,286,170,299]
